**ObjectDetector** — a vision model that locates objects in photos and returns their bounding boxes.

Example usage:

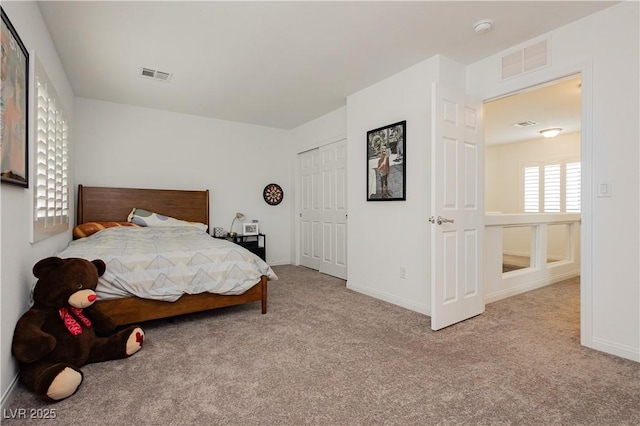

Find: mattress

[55,226,277,302]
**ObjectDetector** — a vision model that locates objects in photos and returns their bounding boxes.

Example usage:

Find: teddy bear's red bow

[58,307,92,335]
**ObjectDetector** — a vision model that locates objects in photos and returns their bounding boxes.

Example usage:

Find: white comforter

[55,226,277,302]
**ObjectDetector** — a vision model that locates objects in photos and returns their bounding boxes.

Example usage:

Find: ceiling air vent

[514,120,538,127]
[501,39,549,80]
[139,67,172,83]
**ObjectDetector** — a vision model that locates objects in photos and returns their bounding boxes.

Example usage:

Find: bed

[56,185,273,326]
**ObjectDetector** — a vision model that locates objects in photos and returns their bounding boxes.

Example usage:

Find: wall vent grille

[139,67,172,82]
[501,39,549,80]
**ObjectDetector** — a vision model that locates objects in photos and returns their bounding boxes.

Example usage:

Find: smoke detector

[473,19,493,34]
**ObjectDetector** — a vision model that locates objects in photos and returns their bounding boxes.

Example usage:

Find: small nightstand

[214,233,266,261]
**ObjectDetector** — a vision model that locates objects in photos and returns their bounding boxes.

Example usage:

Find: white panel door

[319,140,347,279]
[300,148,321,270]
[430,82,484,331]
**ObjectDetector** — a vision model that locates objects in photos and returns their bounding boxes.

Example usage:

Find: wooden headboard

[77,185,210,228]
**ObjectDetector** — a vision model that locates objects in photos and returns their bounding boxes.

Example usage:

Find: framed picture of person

[366,120,405,201]
[1,7,29,187]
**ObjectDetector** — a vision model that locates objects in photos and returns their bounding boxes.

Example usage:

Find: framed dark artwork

[367,120,405,201]
[1,7,29,187]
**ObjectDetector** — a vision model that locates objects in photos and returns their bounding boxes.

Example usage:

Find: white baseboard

[267,260,291,267]
[346,281,430,316]
[1,373,20,413]
[485,270,579,304]
[589,337,640,363]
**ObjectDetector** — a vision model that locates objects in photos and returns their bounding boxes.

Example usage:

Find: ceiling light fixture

[473,19,493,34]
[539,128,562,138]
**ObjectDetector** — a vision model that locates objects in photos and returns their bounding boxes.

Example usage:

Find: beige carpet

[4,265,639,425]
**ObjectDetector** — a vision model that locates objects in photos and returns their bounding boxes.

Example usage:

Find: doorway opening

[484,74,582,302]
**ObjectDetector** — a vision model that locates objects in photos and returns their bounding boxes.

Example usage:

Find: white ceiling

[485,75,582,145]
[37,1,615,131]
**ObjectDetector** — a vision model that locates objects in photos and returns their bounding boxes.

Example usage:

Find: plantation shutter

[544,164,561,212]
[523,166,540,212]
[33,57,69,242]
[565,162,581,213]
[522,161,581,214]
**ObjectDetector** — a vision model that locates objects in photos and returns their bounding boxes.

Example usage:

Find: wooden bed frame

[76,185,267,326]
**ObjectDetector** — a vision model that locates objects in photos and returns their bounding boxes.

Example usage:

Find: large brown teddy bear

[12,257,145,402]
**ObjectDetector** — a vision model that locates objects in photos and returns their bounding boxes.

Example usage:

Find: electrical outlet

[399,266,406,279]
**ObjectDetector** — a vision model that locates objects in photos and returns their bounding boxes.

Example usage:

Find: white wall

[485,133,581,213]
[486,133,581,257]
[0,1,75,407]
[289,106,347,153]
[468,2,639,361]
[74,98,292,266]
[345,56,443,314]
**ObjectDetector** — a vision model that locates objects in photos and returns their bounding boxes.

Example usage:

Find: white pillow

[127,208,207,231]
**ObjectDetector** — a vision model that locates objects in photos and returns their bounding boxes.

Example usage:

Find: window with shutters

[32,57,69,242]
[544,164,561,212]
[523,160,580,213]
[565,162,581,213]
[523,166,540,213]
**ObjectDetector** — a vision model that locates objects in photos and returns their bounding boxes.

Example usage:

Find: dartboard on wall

[263,183,283,206]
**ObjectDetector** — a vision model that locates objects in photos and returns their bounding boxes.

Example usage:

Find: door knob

[437,216,454,225]
[429,215,454,225]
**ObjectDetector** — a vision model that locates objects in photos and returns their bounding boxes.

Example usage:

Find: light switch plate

[597,180,612,197]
